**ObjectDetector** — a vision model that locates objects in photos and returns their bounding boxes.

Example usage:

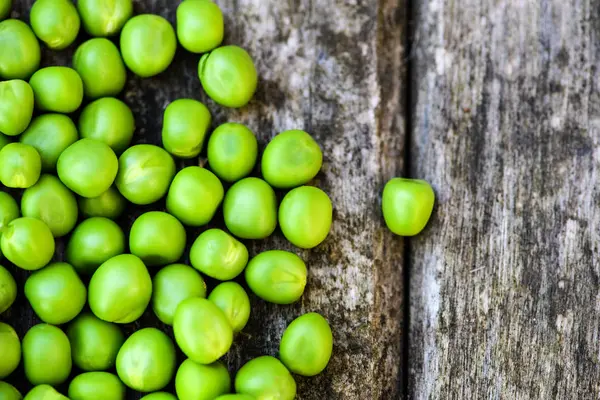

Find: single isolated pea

[77,0,132,37]
[0,265,16,313]
[24,385,68,400]
[0,381,21,400]
[162,99,211,158]
[21,174,78,237]
[68,372,125,400]
[116,328,176,392]
[0,79,34,136]
[73,38,127,99]
[22,324,72,386]
[173,298,233,365]
[67,312,125,371]
[115,144,176,204]
[19,114,79,171]
[189,229,248,280]
[30,0,80,50]
[0,191,19,235]
[176,0,223,53]
[175,359,230,400]
[29,67,84,113]
[0,19,40,79]
[78,186,126,220]
[57,138,118,198]
[382,177,435,236]
[79,98,135,153]
[0,143,41,189]
[0,0,10,21]
[130,211,186,267]
[166,167,223,226]
[1,217,55,271]
[245,250,307,305]
[235,356,296,400]
[25,262,87,325]
[214,395,254,400]
[88,254,152,324]
[208,282,251,333]
[140,394,177,400]
[207,122,257,182]
[152,263,207,326]
[223,177,277,239]
[120,14,176,77]
[0,322,20,379]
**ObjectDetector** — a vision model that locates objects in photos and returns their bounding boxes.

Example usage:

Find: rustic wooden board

[409,0,600,398]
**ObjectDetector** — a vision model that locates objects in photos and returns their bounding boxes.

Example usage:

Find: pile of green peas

[0,0,336,398]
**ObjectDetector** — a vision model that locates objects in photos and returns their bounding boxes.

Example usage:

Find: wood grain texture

[409,0,600,398]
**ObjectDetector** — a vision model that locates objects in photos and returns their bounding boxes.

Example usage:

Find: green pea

[73,39,127,99]
[25,262,86,325]
[0,143,41,188]
[0,191,19,236]
[30,0,80,50]
[234,356,296,400]
[223,178,277,239]
[0,133,10,150]
[199,45,257,108]
[120,14,176,78]
[67,312,125,371]
[152,263,207,326]
[68,372,125,400]
[21,174,78,237]
[19,114,78,171]
[176,0,223,54]
[88,254,152,323]
[173,298,233,365]
[0,265,16,313]
[166,167,223,226]
[0,0,10,21]
[162,99,211,158]
[116,328,176,392]
[207,122,257,182]
[129,211,186,267]
[115,144,176,205]
[66,217,125,275]
[189,229,248,280]
[77,0,132,37]
[214,395,255,400]
[0,322,20,379]
[208,282,250,333]
[0,79,34,136]
[245,250,307,305]
[78,98,135,154]
[24,385,67,400]
[140,393,177,400]
[382,177,435,236]
[0,19,40,80]
[78,186,126,220]
[1,217,54,271]
[279,186,332,249]
[261,130,322,189]
[175,359,230,400]
[0,381,21,400]
[57,138,118,198]
[22,324,72,386]
[29,67,83,113]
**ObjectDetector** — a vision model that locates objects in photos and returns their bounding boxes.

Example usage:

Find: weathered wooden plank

[409,0,600,398]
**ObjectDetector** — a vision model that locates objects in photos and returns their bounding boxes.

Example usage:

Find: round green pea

[162,99,211,158]
[0,19,40,80]
[30,0,80,50]
[234,356,296,400]
[1,217,55,271]
[0,322,20,379]
[176,0,223,53]
[140,394,177,400]
[152,263,207,326]
[245,250,307,305]
[67,312,125,371]
[0,79,34,136]
[0,0,10,21]
[382,177,435,236]
[21,174,78,237]
[24,385,67,400]
[120,14,176,78]
[175,359,230,400]
[189,229,248,280]
[0,143,41,189]
[73,39,127,99]
[0,133,10,150]
[78,98,135,154]
[199,45,257,108]
[25,262,86,325]
[173,298,233,365]
[279,186,332,249]
[78,186,126,220]
[262,130,322,189]
[207,123,257,182]
[0,191,19,234]
[0,381,21,400]
[57,138,118,198]
[0,265,16,313]
[116,328,176,392]
[279,312,333,376]
[115,144,176,205]
[19,114,79,171]
[22,324,72,386]
[68,372,125,400]
[77,0,132,37]
[214,395,254,400]
[129,211,186,267]
[29,67,83,113]
[166,167,223,226]
[208,282,250,333]
[88,254,152,323]
[223,178,277,239]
